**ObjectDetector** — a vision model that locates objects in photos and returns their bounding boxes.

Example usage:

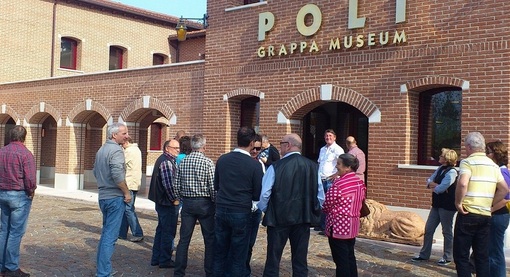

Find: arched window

[60,37,78,70]
[418,88,462,165]
[109,46,125,70]
[153,54,167,65]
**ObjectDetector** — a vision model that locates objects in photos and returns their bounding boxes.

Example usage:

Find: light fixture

[175,14,209,42]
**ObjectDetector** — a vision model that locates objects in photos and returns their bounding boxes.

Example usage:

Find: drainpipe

[50,0,57,77]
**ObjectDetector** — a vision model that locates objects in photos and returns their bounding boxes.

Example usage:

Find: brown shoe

[5,269,30,277]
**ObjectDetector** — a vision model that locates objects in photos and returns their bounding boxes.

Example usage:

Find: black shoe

[318,231,326,236]
[411,256,428,262]
[130,236,144,242]
[5,269,30,277]
[151,261,159,266]
[313,227,321,231]
[159,260,175,268]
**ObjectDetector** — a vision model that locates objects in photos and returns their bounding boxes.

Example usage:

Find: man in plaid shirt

[0,126,36,277]
[174,134,216,277]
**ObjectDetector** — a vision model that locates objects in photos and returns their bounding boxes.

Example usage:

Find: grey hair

[465,132,485,151]
[191,134,206,150]
[9,125,27,142]
[107,123,125,139]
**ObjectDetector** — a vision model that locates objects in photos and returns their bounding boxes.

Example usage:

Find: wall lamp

[176,14,209,42]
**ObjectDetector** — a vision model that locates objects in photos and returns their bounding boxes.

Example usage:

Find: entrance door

[303,102,368,179]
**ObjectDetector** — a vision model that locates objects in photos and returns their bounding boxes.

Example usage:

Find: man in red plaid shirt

[0,125,36,277]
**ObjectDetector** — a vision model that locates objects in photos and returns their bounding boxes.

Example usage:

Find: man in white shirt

[317,129,344,234]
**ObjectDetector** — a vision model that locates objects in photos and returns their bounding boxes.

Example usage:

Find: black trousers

[263,223,310,277]
[328,237,358,277]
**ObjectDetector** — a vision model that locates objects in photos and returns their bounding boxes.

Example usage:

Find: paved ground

[13,188,509,276]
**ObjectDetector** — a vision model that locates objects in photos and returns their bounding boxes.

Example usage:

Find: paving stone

[13,195,509,276]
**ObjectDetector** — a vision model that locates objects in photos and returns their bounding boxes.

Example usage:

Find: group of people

[92,124,368,277]
[412,132,510,277]
[3,123,508,277]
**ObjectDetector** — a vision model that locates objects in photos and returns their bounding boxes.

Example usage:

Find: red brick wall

[202,0,510,208]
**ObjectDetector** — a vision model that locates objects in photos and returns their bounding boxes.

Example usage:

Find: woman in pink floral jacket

[322,153,366,277]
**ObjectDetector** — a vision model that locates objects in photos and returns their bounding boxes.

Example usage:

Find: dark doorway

[3,118,15,146]
[302,102,368,174]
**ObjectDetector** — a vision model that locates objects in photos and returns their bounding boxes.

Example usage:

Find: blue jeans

[119,190,143,238]
[97,197,125,277]
[213,207,252,277]
[247,210,262,274]
[489,213,510,277]
[453,213,491,277]
[320,179,332,230]
[0,190,32,272]
[151,204,179,266]
[174,197,215,277]
[419,207,456,260]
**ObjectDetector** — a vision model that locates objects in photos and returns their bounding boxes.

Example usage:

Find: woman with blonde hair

[412,148,458,266]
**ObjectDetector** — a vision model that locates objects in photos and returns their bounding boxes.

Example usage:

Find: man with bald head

[148,139,181,268]
[346,136,366,182]
[258,133,324,277]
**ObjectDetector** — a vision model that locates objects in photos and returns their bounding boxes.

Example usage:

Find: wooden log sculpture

[358,199,425,246]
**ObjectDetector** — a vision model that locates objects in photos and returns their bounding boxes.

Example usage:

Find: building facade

[0,0,509,212]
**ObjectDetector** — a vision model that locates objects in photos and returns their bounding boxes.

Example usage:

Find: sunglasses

[252,147,261,151]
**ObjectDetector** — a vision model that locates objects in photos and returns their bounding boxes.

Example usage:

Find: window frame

[417,88,462,165]
[152,54,166,65]
[60,37,78,70]
[109,46,124,70]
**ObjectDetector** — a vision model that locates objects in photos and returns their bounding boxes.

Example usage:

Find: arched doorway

[302,102,368,181]
[2,118,16,146]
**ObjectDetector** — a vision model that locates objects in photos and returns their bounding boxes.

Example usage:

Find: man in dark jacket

[213,127,263,276]
[258,133,324,277]
[148,139,180,268]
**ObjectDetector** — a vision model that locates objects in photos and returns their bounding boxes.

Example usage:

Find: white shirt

[317,142,344,179]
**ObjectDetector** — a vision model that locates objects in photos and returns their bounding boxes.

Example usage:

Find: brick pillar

[54,125,85,190]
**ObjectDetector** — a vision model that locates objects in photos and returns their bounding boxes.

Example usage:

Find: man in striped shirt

[453,132,509,277]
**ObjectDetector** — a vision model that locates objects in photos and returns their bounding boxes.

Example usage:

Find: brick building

[1,0,509,212]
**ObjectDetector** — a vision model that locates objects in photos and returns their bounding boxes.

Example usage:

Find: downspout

[50,0,57,77]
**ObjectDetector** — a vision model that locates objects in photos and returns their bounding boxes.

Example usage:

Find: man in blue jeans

[93,123,132,277]
[213,127,263,276]
[118,138,144,242]
[148,139,181,268]
[317,129,344,234]
[0,126,36,277]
